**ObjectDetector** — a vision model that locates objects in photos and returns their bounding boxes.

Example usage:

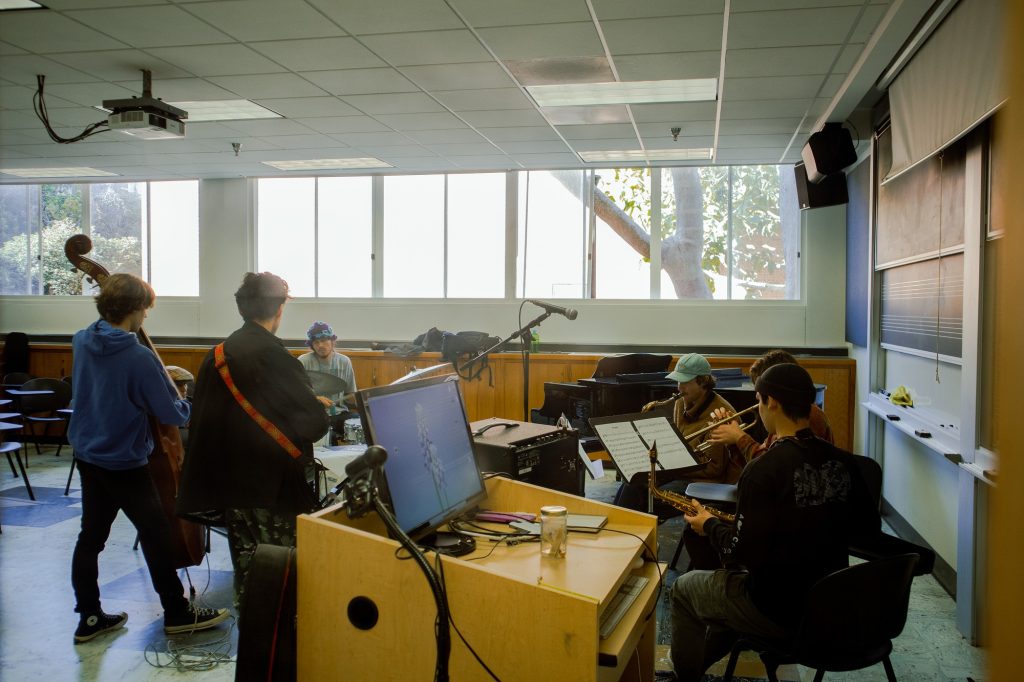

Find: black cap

[754,363,816,407]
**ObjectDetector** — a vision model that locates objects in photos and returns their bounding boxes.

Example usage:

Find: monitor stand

[418,531,476,557]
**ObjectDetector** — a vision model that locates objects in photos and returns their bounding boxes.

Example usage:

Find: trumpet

[684,403,760,442]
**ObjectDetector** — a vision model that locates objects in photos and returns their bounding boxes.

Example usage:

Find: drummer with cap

[298,321,357,440]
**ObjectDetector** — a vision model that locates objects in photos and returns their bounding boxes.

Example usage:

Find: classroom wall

[0,178,850,350]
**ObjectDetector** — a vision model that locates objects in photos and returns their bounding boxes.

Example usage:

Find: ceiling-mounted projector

[102,70,187,140]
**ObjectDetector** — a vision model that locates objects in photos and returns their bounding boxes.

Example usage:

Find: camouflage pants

[224,508,296,612]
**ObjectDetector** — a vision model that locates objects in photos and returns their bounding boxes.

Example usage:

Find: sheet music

[591,421,652,482]
[633,417,699,470]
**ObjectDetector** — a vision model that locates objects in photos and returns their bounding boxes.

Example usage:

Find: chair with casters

[721,553,920,682]
[19,377,73,457]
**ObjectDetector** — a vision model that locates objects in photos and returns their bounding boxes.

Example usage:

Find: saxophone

[647,442,736,523]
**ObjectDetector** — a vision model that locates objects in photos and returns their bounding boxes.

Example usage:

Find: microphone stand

[461,311,552,422]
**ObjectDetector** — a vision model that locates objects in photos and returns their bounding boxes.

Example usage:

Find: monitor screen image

[357,375,486,540]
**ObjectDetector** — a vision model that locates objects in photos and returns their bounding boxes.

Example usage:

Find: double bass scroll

[65,235,205,569]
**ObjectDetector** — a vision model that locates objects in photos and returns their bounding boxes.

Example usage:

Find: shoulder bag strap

[214,342,302,459]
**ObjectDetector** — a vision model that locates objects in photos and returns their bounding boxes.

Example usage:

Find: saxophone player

[613,353,744,518]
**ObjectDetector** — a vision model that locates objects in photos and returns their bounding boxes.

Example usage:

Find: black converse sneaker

[74,611,128,643]
[164,604,230,635]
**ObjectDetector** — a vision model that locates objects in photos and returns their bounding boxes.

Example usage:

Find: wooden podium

[297,477,660,682]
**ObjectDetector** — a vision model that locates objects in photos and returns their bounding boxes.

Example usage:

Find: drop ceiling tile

[47,50,192,82]
[249,37,384,72]
[372,157,457,171]
[66,6,232,48]
[146,44,288,77]
[510,152,581,167]
[630,102,717,123]
[475,126,560,142]
[1,108,49,130]
[41,81,137,107]
[717,118,802,135]
[558,124,636,140]
[1,83,72,110]
[0,12,125,53]
[186,0,346,41]
[731,0,865,9]
[406,128,488,144]
[0,42,26,56]
[593,0,725,19]
[361,30,491,66]
[641,134,714,149]
[636,121,715,137]
[255,97,360,118]
[459,109,547,127]
[716,133,796,148]
[727,46,850,78]
[127,78,240,101]
[257,133,343,149]
[399,62,514,91]
[723,75,823,101]
[432,88,533,112]
[328,131,412,146]
[495,140,570,154]
[720,99,814,119]
[0,55,100,86]
[376,112,467,130]
[613,52,721,81]
[299,116,392,134]
[835,43,864,74]
[542,105,630,125]
[185,121,260,139]
[475,23,604,60]
[219,119,311,136]
[208,73,326,99]
[568,138,640,152]
[301,68,418,95]
[45,107,111,127]
[448,0,589,26]
[424,142,501,156]
[714,147,787,163]
[449,155,517,169]
[341,92,443,115]
[602,15,724,55]
[306,0,462,35]
[352,144,435,157]
[37,0,164,8]
[729,7,864,49]
[852,5,888,43]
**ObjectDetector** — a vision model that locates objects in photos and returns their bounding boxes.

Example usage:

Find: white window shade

[885,0,1006,183]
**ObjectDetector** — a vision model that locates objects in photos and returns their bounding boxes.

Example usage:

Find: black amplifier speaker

[470,418,584,496]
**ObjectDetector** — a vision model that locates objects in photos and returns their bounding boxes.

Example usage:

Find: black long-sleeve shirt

[704,429,880,628]
[177,321,329,515]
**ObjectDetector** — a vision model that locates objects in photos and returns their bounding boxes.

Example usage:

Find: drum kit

[306,371,365,445]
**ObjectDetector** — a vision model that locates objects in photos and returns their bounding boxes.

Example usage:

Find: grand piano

[532,353,769,450]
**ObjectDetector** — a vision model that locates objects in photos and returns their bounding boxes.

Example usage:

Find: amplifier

[470,418,584,496]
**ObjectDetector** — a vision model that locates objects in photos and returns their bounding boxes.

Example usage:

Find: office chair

[722,553,920,682]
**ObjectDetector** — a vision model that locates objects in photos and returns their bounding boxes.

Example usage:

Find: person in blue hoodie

[69,273,229,644]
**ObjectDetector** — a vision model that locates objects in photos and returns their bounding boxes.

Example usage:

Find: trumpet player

[706,350,833,462]
[614,353,744,518]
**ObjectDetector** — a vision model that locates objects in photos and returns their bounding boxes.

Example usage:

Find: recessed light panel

[261,158,392,171]
[0,1,45,10]
[578,148,713,163]
[168,100,283,122]
[0,167,118,178]
[527,78,717,107]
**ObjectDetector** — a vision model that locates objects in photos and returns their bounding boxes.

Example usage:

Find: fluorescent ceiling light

[0,167,118,178]
[527,78,717,107]
[0,1,44,9]
[262,158,392,171]
[167,100,282,122]
[578,149,713,163]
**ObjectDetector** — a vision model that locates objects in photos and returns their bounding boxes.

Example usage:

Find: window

[0,181,199,296]
[447,173,505,298]
[383,175,445,298]
[318,177,372,298]
[517,170,588,299]
[258,178,315,297]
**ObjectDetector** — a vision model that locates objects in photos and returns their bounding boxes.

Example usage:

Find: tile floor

[0,449,988,681]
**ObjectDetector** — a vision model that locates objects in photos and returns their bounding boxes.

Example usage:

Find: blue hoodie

[69,319,191,470]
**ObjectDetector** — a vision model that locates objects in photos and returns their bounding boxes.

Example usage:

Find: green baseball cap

[667,353,712,383]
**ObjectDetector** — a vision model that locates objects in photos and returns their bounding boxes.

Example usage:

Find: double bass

[65,235,205,569]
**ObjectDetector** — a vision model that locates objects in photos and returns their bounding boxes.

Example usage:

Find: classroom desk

[297,477,660,682]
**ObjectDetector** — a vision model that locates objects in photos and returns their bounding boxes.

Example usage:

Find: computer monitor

[356,375,486,552]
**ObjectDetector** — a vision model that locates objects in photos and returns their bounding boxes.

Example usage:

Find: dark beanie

[754,363,816,407]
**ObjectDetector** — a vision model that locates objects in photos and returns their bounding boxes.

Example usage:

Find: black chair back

[3,372,32,386]
[20,377,73,413]
[795,553,919,670]
[2,332,29,374]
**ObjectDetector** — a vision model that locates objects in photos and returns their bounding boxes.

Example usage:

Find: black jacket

[177,321,328,515]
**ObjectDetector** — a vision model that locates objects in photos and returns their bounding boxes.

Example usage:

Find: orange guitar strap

[214,343,302,459]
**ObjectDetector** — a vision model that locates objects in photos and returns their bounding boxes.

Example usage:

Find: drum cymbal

[306,370,348,395]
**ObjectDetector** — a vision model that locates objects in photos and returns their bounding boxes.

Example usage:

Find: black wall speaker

[794,162,848,210]
[801,122,857,183]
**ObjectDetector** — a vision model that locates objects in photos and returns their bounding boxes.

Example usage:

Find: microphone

[526,299,578,320]
[345,445,387,478]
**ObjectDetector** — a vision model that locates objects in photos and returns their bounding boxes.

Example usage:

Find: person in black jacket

[669,363,880,682]
[177,272,328,609]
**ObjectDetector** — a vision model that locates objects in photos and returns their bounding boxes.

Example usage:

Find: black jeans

[71,460,189,616]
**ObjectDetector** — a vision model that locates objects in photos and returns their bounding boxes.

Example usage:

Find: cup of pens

[540,505,568,558]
